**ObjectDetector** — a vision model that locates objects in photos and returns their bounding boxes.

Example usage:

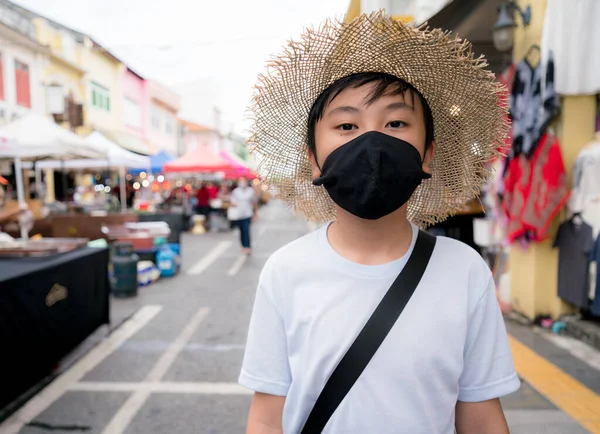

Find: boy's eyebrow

[385,101,414,111]
[326,105,360,116]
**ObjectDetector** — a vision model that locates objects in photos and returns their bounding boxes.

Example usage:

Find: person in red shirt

[207,182,218,201]
[196,183,210,216]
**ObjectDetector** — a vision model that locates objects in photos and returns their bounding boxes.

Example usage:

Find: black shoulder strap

[301,230,437,434]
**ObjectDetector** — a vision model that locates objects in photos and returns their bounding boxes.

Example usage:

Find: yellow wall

[346,0,361,22]
[509,0,597,319]
[33,18,86,124]
[79,39,123,134]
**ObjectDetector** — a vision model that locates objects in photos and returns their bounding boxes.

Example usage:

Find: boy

[240,12,520,434]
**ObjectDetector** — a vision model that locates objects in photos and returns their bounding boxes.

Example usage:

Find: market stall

[0,116,110,410]
[0,113,106,239]
[0,244,110,409]
[163,146,235,174]
[35,131,151,212]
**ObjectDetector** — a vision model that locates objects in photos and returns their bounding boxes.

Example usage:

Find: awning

[219,150,257,179]
[130,150,175,174]
[99,129,155,156]
[163,146,235,174]
[35,131,151,170]
[0,113,106,160]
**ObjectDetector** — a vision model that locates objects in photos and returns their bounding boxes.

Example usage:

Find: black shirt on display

[553,217,594,309]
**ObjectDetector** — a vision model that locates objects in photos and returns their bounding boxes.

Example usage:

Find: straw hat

[248,11,509,227]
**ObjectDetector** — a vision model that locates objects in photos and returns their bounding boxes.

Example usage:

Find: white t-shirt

[239,223,520,434]
[230,186,256,220]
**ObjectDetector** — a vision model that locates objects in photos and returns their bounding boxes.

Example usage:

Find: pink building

[147,80,181,156]
[179,119,221,156]
[120,69,181,155]
[122,68,148,142]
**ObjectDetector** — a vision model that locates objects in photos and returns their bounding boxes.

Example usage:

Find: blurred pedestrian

[230,176,257,254]
[195,182,210,216]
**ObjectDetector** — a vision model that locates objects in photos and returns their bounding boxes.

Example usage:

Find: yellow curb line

[509,335,600,433]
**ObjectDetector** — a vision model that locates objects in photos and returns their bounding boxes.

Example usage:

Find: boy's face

[309,82,434,180]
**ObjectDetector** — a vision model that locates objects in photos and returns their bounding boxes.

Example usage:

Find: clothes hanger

[570,211,584,226]
[524,44,541,68]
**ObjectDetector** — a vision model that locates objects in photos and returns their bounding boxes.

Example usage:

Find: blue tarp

[129,150,174,174]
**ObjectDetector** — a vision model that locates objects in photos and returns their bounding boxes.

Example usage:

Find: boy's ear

[308,148,321,180]
[422,141,435,175]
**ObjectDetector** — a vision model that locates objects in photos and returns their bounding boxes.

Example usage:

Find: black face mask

[313,131,431,220]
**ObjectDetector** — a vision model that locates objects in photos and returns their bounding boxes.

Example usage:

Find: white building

[0,10,48,125]
[147,80,181,156]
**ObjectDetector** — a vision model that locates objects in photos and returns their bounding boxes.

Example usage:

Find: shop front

[344,0,600,328]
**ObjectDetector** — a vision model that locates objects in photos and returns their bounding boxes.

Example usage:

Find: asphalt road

[0,201,597,434]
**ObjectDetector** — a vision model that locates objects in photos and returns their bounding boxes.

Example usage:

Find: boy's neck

[327,206,414,266]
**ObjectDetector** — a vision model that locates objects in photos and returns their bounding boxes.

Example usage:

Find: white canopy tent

[0,113,107,159]
[35,132,151,211]
[0,114,107,239]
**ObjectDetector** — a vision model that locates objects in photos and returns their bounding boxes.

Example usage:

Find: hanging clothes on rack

[509,51,560,159]
[570,139,600,236]
[553,214,594,309]
[541,0,600,95]
[503,133,570,243]
[569,138,600,315]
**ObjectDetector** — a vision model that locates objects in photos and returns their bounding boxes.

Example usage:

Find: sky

[11,0,350,136]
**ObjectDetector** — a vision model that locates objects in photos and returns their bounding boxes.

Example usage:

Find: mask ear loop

[313,149,323,174]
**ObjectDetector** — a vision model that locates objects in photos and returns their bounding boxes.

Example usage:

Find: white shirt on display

[239,222,520,434]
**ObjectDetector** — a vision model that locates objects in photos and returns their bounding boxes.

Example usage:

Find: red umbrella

[163,146,235,173]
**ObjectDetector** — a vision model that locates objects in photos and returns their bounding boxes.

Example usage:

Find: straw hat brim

[248,11,509,227]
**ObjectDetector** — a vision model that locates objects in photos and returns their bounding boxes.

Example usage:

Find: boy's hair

[307,72,435,158]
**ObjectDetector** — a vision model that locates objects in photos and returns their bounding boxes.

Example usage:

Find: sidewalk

[1,201,599,433]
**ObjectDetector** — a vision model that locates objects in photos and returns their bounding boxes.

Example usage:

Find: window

[0,53,4,101]
[124,97,142,129]
[15,60,31,108]
[151,107,161,130]
[91,81,110,111]
[165,117,173,135]
[61,32,76,62]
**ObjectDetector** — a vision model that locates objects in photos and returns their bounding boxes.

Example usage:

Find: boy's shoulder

[265,227,322,271]
[431,234,494,293]
[433,234,484,263]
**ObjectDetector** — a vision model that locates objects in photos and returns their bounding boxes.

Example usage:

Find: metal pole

[35,163,42,200]
[119,166,127,213]
[14,157,28,240]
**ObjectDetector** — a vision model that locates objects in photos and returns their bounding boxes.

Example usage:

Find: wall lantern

[492,1,532,52]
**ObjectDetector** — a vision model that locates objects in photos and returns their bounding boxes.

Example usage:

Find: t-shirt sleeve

[239,260,291,396]
[458,276,521,402]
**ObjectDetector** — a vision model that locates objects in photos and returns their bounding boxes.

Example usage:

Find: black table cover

[0,247,110,410]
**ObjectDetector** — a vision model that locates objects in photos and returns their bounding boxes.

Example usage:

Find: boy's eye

[337,124,357,131]
[387,120,407,128]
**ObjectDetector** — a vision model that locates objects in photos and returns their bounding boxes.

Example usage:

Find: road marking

[509,335,600,433]
[101,307,210,434]
[70,381,253,395]
[541,333,600,372]
[100,390,150,434]
[146,307,210,382]
[228,255,248,276]
[187,241,232,275]
[0,306,162,434]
